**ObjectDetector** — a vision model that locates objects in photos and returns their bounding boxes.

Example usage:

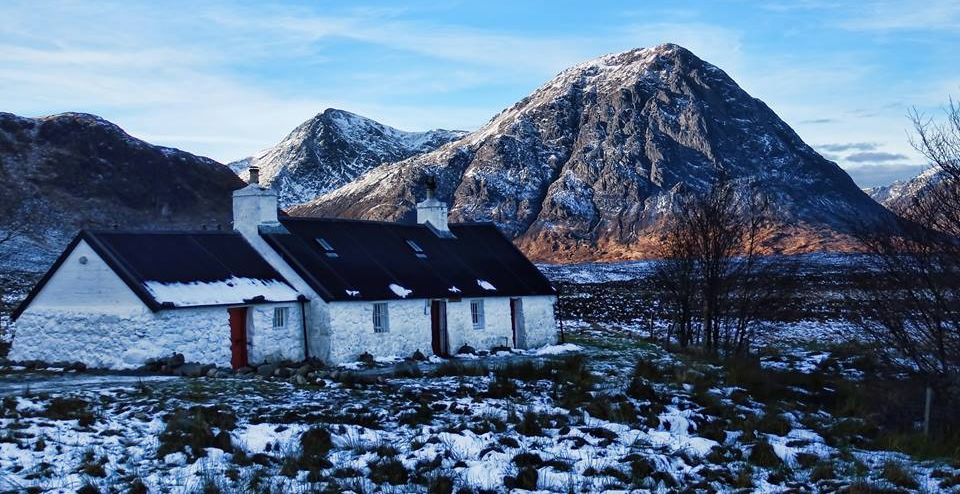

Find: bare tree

[654,179,780,356]
[853,98,960,434]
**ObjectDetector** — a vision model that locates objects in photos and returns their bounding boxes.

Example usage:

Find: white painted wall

[324,295,559,363]
[517,295,559,348]
[28,240,148,315]
[246,303,306,364]
[10,302,305,369]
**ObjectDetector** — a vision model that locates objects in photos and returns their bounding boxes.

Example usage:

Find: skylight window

[406,239,427,258]
[316,237,338,258]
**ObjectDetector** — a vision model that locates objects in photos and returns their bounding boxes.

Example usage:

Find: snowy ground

[2,256,958,493]
[1,329,958,493]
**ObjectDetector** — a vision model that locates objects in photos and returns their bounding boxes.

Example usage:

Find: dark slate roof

[12,231,298,320]
[262,218,556,302]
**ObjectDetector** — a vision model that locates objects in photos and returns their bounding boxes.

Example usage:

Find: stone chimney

[233,165,280,235]
[416,175,450,234]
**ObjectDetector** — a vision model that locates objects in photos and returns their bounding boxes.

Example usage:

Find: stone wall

[325,295,558,363]
[246,303,306,364]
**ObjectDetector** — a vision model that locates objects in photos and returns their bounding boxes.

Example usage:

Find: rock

[236,366,254,375]
[457,345,476,355]
[273,367,292,378]
[358,352,376,366]
[166,353,185,368]
[315,379,326,388]
[491,346,512,354]
[295,374,308,386]
[296,364,312,376]
[178,363,207,377]
[206,367,219,378]
[410,350,427,362]
[256,364,277,377]
[69,362,87,372]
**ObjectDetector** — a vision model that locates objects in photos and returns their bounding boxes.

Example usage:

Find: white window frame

[373,302,390,333]
[470,299,485,330]
[273,307,289,329]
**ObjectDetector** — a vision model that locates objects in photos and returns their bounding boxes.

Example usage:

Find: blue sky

[1,1,958,187]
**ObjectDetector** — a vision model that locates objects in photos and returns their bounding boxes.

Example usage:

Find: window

[373,303,389,333]
[273,307,289,328]
[406,239,427,259]
[470,300,485,330]
[316,237,338,258]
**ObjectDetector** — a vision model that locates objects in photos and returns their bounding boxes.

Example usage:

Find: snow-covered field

[1,329,958,493]
[2,256,958,493]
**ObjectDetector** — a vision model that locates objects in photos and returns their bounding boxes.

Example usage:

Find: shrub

[809,460,835,482]
[399,403,434,426]
[156,406,236,459]
[515,410,545,437]
[484,375,518,399]
[504,467,538,490]
[433,361,488,378]
[43,397,95,426]
[299,427,333,471]
[756,412,792,436]
[511,452,543,468]
[881,460,918,489]
[129,478,148,494]
[75,483,100,494]
[748,439,782,468]
[585,396,637,425]
[626,377,657,402]
[426,475,455,494]
[369,457,408,485]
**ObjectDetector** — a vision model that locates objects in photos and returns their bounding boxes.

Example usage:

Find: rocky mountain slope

[0,112,244,274]
[866,166,944,212]
[229,109,465,207]
[292,44,892,262]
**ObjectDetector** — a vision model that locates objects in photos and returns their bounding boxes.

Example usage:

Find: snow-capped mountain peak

[229,109,466,207]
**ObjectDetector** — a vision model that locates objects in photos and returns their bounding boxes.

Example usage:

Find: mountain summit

[229,109,465,207]
[291,44,890,261]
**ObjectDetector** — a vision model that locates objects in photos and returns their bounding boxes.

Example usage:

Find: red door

[229,307,249,369]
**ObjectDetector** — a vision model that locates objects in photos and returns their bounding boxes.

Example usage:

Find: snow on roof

[388,284,413,298]
[477,279,496,291]
[144,277,299,307]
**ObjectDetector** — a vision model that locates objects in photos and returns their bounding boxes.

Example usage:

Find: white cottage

[8,170,559,369]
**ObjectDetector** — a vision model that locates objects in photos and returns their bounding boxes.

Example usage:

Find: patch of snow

[144,276,298,307]
[476,279,496,291]
[448,286,461,293]
[532,343,583,355]
[388,283,413,298]
[345,289,360,297]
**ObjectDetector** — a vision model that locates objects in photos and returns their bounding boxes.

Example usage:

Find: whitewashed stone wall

[445,298,513,351]
[518,295,559,348]
[10,307,231,369]
[325,295,559,363]
[11,302,305,369]
[246,303,306,364]
[327,299,433,363]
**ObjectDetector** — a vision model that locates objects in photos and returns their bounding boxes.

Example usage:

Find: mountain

[229,109,466,207]
[866,167,944,212]
[291,44,892,262]
[0,112,244,274]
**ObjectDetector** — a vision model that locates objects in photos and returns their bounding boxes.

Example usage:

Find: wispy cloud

[846,151,910,163]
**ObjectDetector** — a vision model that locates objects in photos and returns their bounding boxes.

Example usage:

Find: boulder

[236,366,254,375]
[256,364,278,377]
[410,350,427,362]
[178,363,208,377]
[166,353,185,368]
[457,345,477,355]
[296,364,312,376]
[273,367,292,378]
[358,352,376,366]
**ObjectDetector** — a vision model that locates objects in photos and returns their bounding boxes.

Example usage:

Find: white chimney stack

[233,165,279,235]
[416,175,450,235]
